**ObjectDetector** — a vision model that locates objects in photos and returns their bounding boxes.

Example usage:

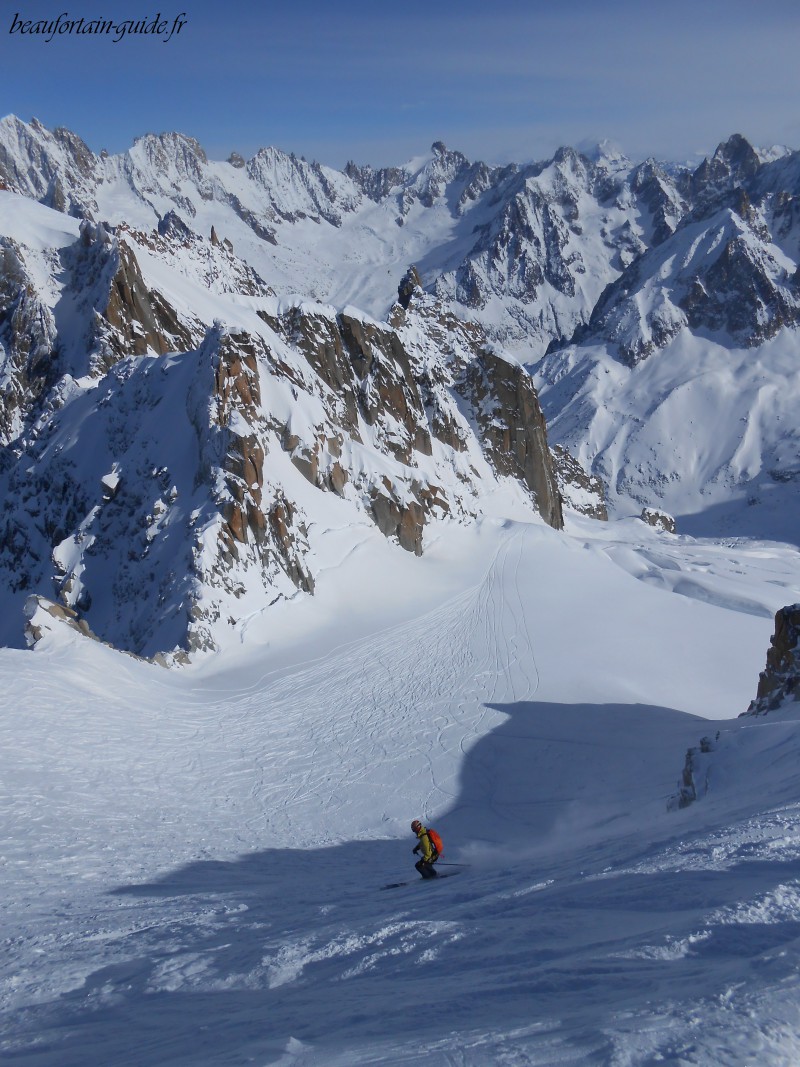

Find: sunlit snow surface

[3,514,800,1066]
[533,327,800,547]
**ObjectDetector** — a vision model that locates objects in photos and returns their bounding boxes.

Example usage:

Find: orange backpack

[427,828,443,856]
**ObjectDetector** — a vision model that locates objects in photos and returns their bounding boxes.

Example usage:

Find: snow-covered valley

[3,514,800,1066]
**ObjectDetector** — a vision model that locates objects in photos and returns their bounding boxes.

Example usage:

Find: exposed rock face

[245,147,360,227]
[745,604,800,715]
[212,331,267,555]
[690,133,762,213]
[338,311,434,462]
[682,236,800,346]
[344,160,406,202]
[206,329,314,595]
[158,210,194,241]
[561,135,800,365]
[59,219,197,372]
[0,219,211,449]
[629,159,687,246]
[102,235,195,358]
[23,594,110,650]
[0,237,58,443]
[640,507,676,533]
[667,734,717,810]
[390,281,563,529]
[369,478,427,556]
[552,446,608,520]
[0,116,98,217]
[397,265,423,310]
[260,278,565,552]
[461,347,563,530]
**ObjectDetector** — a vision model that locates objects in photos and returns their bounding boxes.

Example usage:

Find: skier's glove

[413,845,420,854]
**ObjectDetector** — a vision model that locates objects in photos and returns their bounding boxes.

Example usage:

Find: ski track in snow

[2,520,800,1066]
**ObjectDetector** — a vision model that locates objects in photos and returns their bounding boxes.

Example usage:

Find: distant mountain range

[1,115,798,657]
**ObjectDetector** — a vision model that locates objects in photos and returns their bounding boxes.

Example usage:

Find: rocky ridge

[4,119,799,366]
[561,136,800,365]
[745,604,800,716]
[0,205,565,658]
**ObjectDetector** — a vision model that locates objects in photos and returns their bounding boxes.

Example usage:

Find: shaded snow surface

[3,516,800,1066]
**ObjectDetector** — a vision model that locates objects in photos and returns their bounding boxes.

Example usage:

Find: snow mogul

[411,819,443,879]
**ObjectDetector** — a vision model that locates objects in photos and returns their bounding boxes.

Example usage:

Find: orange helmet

[411,819,422,832]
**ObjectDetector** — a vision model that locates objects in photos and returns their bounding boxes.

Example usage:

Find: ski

[381,871,462,890]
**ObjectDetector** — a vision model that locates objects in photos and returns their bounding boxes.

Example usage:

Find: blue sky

[2,0,799,168]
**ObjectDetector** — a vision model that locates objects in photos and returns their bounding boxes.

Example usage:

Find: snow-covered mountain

[3,116,800,1067]
[2,114,800,653]
[0,189,564,658]
[534,138,800,539]
[4,118,798,361]
[0,116,702,355]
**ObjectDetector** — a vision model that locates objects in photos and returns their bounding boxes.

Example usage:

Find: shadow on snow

[16,700,800,1066]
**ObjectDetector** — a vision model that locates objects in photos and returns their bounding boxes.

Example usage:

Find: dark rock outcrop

[0,238,58,444]
[690,134,762,213]
[206,329,314,597]
[392,282,564,530]
[397,265,423,310]
[552,446,608,520]
[677,230,800,345]
[103,237,194,358]
[461,348,563,530]
[745,604,800,715]
[668,734,717,810]
[640,507,676,533]
[338,311,433,462]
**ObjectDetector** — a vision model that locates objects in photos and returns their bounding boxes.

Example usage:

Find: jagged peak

[692,132,761,190]
[553,145,584,167]
[249,144,296,165]
[0,113,35,135]
[131,129,208,166]
[1,114,79,153]
[245,145,324,185]
[712,132,759,166]
[397,265,423,309]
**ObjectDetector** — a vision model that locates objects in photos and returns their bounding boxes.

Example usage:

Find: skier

[411,819,440,879]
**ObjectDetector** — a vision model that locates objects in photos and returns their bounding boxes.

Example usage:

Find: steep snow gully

[3,516,800,1065]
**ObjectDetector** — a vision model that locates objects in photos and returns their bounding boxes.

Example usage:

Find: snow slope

[534,329,800,545]
[3,513,800,1066]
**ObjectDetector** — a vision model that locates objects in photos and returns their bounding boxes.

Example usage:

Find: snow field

[3,516,800,1064]
[534,330,800,546]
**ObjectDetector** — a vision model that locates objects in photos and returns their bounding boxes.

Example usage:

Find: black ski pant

[415,858,438,879]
